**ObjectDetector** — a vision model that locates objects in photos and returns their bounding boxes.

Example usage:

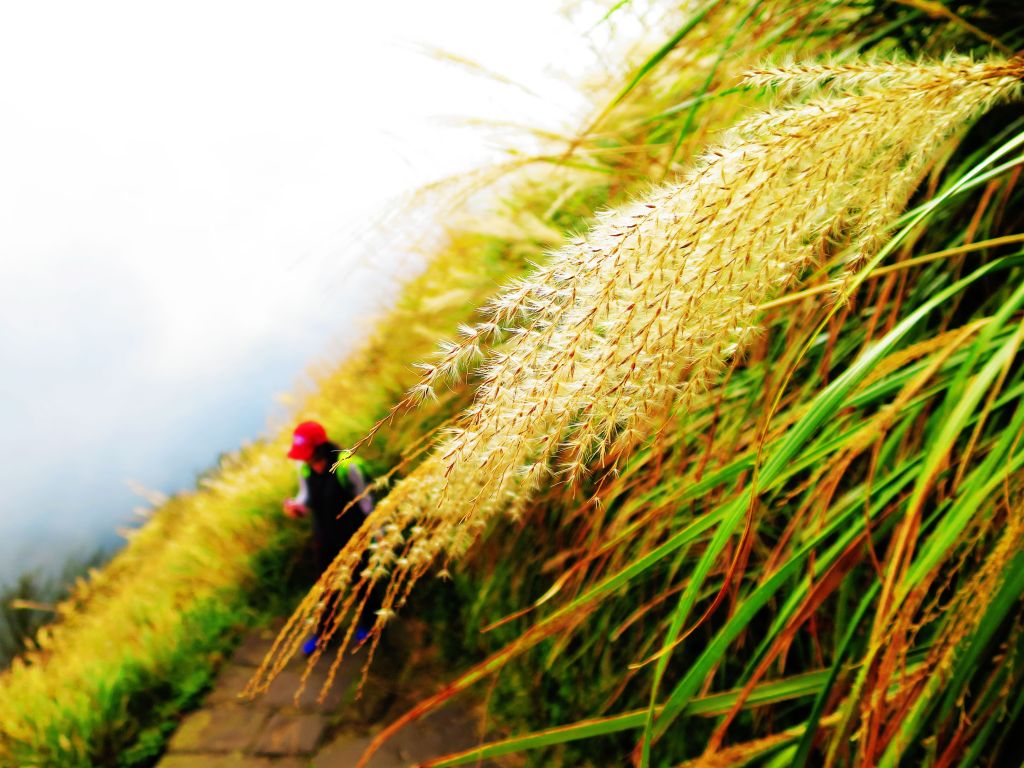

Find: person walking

[283,420,374,653]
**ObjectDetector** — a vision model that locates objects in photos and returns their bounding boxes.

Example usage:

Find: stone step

[166,705,273,753]
[253,711,329,756]
[157,755,307,768]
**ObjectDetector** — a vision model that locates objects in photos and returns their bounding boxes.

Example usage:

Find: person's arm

[347,464,375,516]
[284,466,311,517]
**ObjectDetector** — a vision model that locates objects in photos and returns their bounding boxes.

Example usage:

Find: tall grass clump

[239,0,1024,755]
[250,57,1024,712]
[0,445,307,765]
[388,36,1024,765]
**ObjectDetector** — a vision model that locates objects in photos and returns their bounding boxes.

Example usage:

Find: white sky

[0,1,600,577]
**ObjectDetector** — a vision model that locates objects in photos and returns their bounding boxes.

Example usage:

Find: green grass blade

[791,581,881,767]
[606,0,724,110]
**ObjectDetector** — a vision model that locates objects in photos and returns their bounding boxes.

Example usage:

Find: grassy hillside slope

[3,2,1024,766]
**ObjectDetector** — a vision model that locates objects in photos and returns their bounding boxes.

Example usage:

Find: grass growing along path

[4,2,1024,766]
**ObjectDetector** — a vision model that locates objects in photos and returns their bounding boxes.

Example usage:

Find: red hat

[288,420,327,461]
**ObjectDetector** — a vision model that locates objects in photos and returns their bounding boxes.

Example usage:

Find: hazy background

[0,1,597,583]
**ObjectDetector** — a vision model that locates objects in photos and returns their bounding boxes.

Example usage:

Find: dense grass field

[3,2,1024,766]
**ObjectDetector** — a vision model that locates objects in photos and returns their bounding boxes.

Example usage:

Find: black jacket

[299,441,367,562]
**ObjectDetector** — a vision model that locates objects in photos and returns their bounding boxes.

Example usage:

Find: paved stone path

[157,621,499,767]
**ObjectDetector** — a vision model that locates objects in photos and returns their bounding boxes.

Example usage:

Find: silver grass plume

[248,56,1023,696]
